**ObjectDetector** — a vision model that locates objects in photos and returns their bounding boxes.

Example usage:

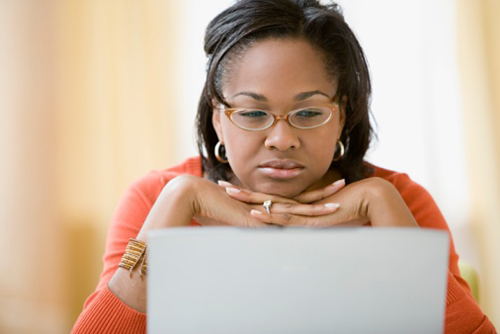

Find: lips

[258,160,305,179]
[259,160,305,169]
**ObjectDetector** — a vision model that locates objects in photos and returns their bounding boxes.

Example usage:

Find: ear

[211,98,224,143]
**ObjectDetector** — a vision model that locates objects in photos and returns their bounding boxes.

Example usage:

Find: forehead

[223,38,336,101]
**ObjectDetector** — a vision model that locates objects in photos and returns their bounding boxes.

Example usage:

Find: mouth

[258,160,305,180]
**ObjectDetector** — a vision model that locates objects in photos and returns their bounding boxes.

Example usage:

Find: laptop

[148,227,449,334]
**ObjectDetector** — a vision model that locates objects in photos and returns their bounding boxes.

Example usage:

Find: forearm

[109,177,196,312]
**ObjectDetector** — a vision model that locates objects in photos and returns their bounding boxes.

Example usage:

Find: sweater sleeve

[381,171,496,333]
[71,170,170,334]
[71,286,146,334]
[72,158,202,333]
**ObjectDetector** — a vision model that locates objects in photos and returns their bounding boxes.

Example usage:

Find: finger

[217,180,236,188]
[225,187,300,205]
[242,217,278,228]
[250,205,366,227]
[333,218,369,227]
[250,209,326,227]
[250,202,340,226]
[293,179,345,203]
[257,202,341,217]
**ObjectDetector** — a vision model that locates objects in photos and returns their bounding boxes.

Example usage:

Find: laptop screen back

[148,227,449,334]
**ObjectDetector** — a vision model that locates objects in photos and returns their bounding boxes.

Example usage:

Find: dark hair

[196,0,374,184]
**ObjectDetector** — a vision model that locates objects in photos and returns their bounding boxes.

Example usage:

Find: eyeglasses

[219,94,339,131]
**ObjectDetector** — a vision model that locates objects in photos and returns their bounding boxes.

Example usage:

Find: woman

[72,0,495,332]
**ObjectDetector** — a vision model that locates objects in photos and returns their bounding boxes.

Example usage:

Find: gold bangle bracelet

[119,238,148,277]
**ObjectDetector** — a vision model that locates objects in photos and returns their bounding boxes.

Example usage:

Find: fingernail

[324,203,340,209]
[332,179,345,186]
[218,180,233,187]
[226,187,241,195]
[250,209,262,215]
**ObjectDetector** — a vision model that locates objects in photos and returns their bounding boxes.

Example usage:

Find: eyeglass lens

[230,107,332,130]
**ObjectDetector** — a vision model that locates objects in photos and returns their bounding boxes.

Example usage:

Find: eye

[238,110,268,118]
[295,108,324,118]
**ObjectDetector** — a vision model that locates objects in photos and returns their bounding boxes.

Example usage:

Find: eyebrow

[294,90,331,101]
[231,90,331,102]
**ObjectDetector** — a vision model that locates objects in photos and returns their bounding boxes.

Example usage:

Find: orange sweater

[72,156,496,333]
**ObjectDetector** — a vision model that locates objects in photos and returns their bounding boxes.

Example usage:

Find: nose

[264,119,300,151]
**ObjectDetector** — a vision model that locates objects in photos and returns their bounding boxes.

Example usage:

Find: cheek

[312,123,339,156]
[224,134,262,187]
[306,136,336,167]
[304,126,339,175]
[222,126,261,164]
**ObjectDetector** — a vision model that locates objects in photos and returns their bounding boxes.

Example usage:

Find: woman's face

[212,38,344,198]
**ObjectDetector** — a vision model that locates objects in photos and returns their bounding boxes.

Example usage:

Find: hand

[220,178,418,228]
[144,175,276,229]
[217,178,346,205]
[218,179,347,227]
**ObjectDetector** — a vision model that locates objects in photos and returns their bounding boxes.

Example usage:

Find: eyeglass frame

[218,92,340,131]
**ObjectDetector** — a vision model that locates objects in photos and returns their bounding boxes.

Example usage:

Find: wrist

[162,174,199,215]
[365,178,418,228]
[138,176,198,238]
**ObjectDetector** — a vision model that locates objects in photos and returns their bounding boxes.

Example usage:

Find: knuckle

[347,205,360,221]
[293,194,304,202]
[246,219,257,228]
[279,213,292,222]
[311,217,326,227]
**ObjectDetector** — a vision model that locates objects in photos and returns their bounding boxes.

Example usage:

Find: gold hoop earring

[332,140,345,161]
[214,141,228,163]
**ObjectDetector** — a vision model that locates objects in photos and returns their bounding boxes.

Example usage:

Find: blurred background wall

[0,0,498,332]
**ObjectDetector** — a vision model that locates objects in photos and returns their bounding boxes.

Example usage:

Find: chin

[255,182,306,199]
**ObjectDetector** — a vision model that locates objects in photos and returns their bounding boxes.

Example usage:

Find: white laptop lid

[148,227,449,334]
